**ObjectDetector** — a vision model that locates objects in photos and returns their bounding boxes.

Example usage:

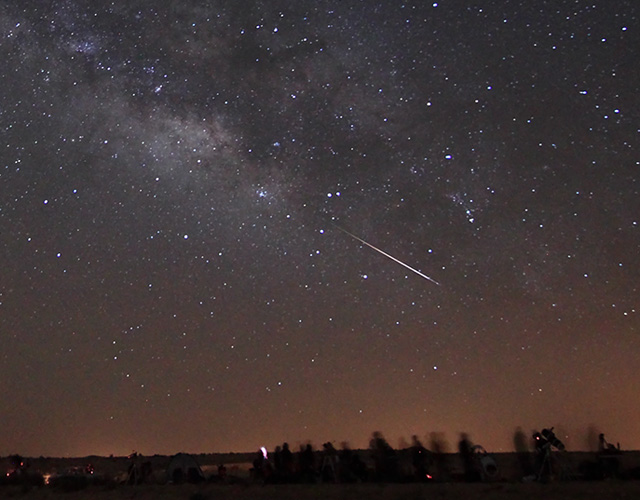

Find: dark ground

[2,450,640,499]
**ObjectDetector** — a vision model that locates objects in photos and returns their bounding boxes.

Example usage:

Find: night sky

[1,1,639,458]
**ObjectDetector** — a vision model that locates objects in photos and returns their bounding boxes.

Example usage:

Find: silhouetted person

[321,442,339,482]
[338,444,355,482]
[4,455,42,487]
[597,433,621,478]
[218,464,227,481]
[252,449,264,474]
[598,433,619,453]
[273,445,283,479]
[8,455,26,472]
[140,461,152,483]
[411,435,432,481]
[586,425,601,452]
[350,452,368,482]
[339,442,367,483]
[281,442,294,480]
[187,466,204,483]
[458,433,477,482]
[369,431,398,482]
[299,444,316,482]
[513,427,533,478]
[252,449,272,481]
[429,432,450,481]
[6,455,29,483]
[127,452,148,485]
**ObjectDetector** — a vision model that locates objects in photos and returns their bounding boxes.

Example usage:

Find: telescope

[534,427,565,452]
[541,428,565,451]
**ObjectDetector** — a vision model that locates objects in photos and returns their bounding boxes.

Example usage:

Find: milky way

[1,1,639,456]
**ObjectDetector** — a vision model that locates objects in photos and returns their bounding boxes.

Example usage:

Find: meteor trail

[333,224,441,286]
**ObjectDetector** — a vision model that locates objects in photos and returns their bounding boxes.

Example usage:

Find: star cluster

[1,1,639,456]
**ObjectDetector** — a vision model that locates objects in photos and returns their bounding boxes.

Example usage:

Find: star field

[1,1,639,456]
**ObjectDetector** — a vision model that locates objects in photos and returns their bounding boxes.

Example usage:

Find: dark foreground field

[3,481,640,500]
[3,451,640,499]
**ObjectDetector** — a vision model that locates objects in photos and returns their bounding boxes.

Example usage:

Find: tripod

[536,443,553,482]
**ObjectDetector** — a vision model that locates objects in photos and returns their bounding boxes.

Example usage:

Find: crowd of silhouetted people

[251,441,369,483]
[244,428,635,484]
[248,431,499,484]
[2,428,637,489]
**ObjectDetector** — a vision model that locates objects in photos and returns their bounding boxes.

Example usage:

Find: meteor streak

[333,224,441,286]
